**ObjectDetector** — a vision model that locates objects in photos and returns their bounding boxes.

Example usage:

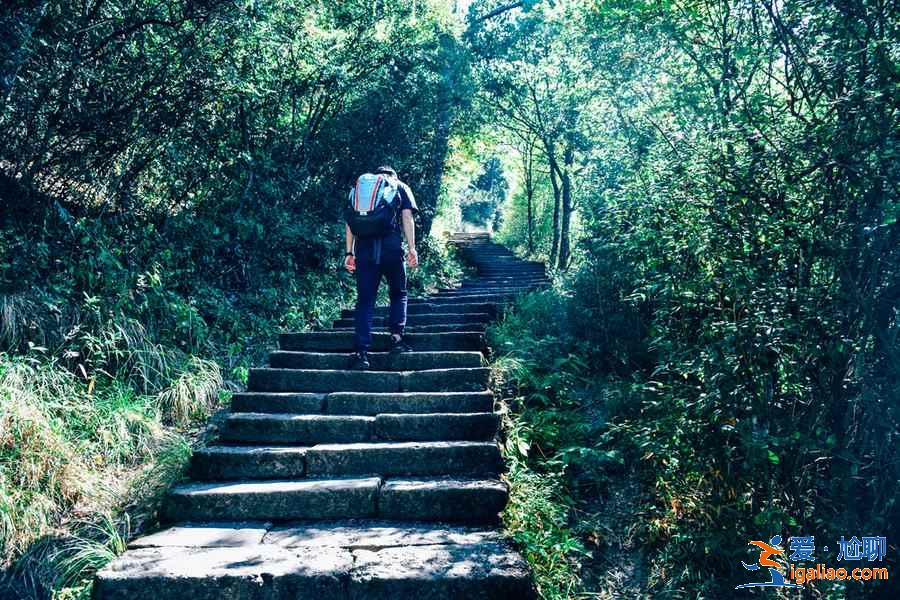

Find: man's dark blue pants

[354,256,407,353]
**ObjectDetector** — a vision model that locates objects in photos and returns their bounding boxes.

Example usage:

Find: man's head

[375,165,397,178]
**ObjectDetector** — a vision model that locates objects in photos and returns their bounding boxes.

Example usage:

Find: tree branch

[474,1,524,23]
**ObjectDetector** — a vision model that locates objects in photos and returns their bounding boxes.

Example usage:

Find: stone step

[435,288,537,296]
[340,302,498,318]
[247,367,490,393]
[332,312,492,328]
[477,270,545,276]
[93,537,533,599]
[408,295,512,306]
[163,477,508,524]
[231,391,493,415]
[231,392,326,413]
[436,284,548,297]
[191,441,502,479]
[216,412,498,446]
[330,323,487,334]
[459,278,548,287]
[127,520,499,550]
[269,351,483,371]
[326,391,494,415]
[477,263,544,269]
[440,281,543,290]
[443,286,543,294]
[280,331,484,352]
[457,277,548,285]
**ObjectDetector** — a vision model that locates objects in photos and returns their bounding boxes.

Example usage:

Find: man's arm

[344,224,356,272]
[402,208,418,268]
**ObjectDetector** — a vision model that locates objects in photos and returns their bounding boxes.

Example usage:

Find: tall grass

[0,347,211,598]
[499,397,590,599]
[490,293,597,599]
[156,357,222,426]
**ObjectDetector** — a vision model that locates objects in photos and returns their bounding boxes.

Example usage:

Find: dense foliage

[474,0,898,597]
[2,0,898,597]
[1,1,468,597]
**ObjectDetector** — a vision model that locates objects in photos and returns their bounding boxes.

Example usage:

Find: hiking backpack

[344,173,401,238]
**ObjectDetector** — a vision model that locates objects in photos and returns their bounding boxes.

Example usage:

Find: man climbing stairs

[92,233,548,599]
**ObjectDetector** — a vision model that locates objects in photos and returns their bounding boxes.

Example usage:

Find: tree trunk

[522,137,535,255]
[558,142,574,270]
[545,141,561,268]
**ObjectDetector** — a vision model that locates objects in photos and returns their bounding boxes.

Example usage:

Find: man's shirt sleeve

[399,182,418,214]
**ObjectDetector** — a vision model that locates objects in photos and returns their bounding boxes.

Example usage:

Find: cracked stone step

[458,277,550,291]
[230,392,326,413]
[432,288,535,297]
[459,279,548,287]
[231,391,493,415]
[478,262,545,268]
[460,274,548,282]
[324,324,488,334]
[269,351,484,371]
[263,519,501,548]
[330,324,487,334]
[163,477,507,524]
[247,367,490,393]
[279,331,484,352]
[331,312,491,328]
[191,441,502,479]
[163,478,382,522]
[379,478,508,524]
[477,268,546,275]
[436,286,542,295]
[93,539,534,599]
[407,295,512,306]
[349,541,533,599]
[326,391,493,415]
[340,302,499,318]
[218,414,374,445]
[374,412,498,441]
[125,520,499,550]
[411,293,517,303]
[92,545,353,600]
[216,412,497,446]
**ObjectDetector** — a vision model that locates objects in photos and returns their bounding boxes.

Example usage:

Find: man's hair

[375,165,397,178]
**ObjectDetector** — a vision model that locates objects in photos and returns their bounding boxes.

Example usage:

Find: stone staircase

[93,233,547,599]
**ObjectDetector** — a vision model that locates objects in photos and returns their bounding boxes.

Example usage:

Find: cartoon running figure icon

[735,535,802,589]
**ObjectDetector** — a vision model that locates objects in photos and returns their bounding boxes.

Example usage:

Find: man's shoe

[351,351,370,370]
[390,335,412,354]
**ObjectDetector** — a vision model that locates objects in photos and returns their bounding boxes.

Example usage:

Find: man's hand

[406,249,419,269]
[344,254,356,273]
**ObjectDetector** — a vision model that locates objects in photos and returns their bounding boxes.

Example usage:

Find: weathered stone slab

[164,478,381,522]
[279,332,484,352]
[340,303,498,318]
[269,351,483,371]
[304,441,501,477]
[374,413,498,442]
[129,523,270,548]
[325,392,493,415]
[378,478,508,524]
[248,369,401,393]
[229,392,325,414]
[220,413,374,444]
[348,542,535,599]
[265,520,500,548]
[191,445,307,480]
[333,313,491,329]
[93,545,352,600]
[401,368,490,392]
